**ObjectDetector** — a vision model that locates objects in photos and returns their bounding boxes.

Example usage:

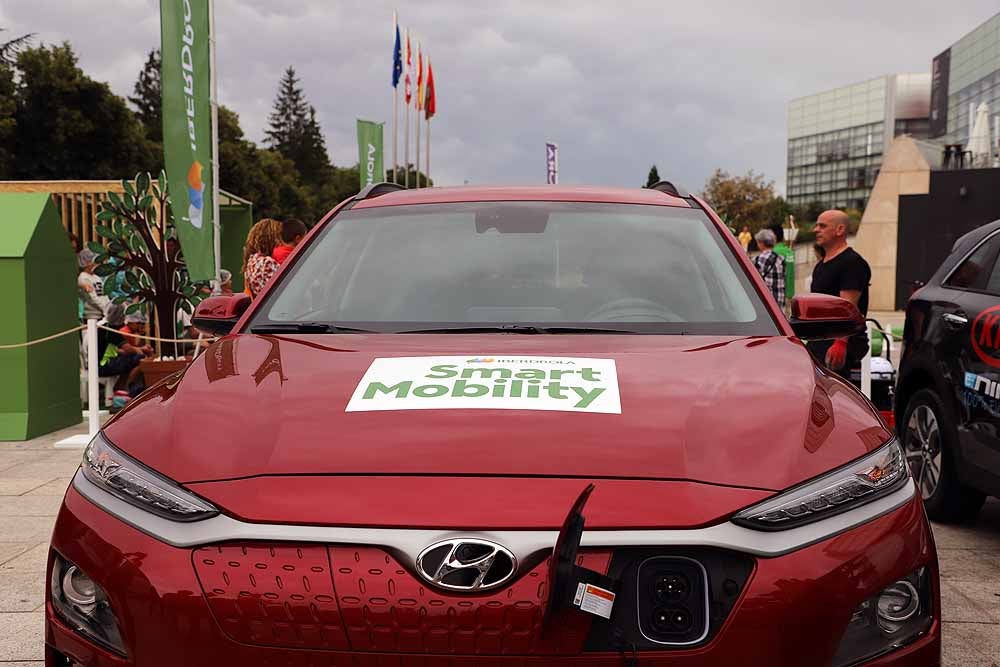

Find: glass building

[931,11,1000,145]
[786,74,930,211]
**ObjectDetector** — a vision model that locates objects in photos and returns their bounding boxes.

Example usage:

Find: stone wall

[852,136,933,311]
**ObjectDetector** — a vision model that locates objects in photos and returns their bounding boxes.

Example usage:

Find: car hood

[105,333,890,492]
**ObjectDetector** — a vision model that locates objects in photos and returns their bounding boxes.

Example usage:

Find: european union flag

[392,24,402,88]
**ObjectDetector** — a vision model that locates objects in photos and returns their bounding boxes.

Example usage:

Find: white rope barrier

[0,318,216,449]
[95,324,219,345]
[0,324,86,349]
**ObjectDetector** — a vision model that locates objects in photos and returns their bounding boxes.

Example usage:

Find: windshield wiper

[396,325,640,334]
[249,322,376,334]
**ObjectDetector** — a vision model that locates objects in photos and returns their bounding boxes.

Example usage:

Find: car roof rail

[353,182,406,202]
[649,180,691,198]
[649,180,704,209]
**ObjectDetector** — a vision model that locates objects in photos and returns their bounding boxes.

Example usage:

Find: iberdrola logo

[187,161,205,229]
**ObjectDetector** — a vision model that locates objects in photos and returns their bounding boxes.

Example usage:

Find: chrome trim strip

[72,471,916,566]
[636,556,711,646]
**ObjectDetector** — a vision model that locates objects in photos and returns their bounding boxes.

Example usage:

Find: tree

[218,105,313,221]
[12,43,156,179]
[0,28,33,66]
[701,169,776,232]
[265,67,331,186]
[0,62,15,178]
[129,49,162,145]
[265,66,306,151]
[764,196,792,230]
[88,171,207,356]
[644,165,660,188]
[790,200,827,225]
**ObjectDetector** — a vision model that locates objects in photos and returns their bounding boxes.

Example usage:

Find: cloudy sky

[2,1,997,194]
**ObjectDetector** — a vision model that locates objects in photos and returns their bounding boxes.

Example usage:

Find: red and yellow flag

[424,59,436,119]
[416,46,425,111]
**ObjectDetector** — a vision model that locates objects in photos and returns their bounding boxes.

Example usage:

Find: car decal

[963,371,1000,417]
[971,305,1000,369]
[346,355,621,414]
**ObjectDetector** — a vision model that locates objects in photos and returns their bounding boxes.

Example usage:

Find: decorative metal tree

[88,171,208,356]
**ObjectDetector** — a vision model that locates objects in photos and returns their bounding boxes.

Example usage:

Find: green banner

[357,119,384,189]
[160,0,214,280]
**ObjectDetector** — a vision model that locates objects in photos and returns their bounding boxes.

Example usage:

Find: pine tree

[128,49,162,144]
[265,67,331,186]
[265,67,305,152]
[293,105,331,185]
[0,28,33,66]
[645,165,660,188]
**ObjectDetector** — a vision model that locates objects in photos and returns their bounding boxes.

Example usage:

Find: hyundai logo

[415,538,517,591]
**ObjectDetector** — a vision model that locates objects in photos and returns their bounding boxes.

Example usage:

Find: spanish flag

[416,46,424,111]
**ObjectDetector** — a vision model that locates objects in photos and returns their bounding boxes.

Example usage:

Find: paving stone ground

[1,422,998,664]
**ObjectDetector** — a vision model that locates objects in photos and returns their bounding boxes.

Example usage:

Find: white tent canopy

[968,102,992,168]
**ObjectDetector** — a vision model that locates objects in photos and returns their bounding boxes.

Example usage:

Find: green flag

[357,119,384,189]
[160,0,215,280]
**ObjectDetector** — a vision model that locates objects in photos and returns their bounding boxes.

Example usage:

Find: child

[120,312,155,357]
[77,249,109,321]
[272,219,308,263]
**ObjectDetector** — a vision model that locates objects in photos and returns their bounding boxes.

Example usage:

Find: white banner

[546,142,559,184]
[347,355,621,413]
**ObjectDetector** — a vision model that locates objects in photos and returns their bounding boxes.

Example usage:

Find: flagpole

[392,88,398,184]
[208,0,221,290]
[391,11,398,184]
[415,52,421,189]
[404,96,410,188]
[426,116,431,186]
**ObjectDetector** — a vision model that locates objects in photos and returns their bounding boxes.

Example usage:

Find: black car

[897,218,1000,521]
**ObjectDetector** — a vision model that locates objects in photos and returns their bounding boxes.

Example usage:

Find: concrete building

[930,11,1000,147]
[786,74,931,211]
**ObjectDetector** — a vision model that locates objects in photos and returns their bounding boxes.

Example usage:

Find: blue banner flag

[392,23,402,88]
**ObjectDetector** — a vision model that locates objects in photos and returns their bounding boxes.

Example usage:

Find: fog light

[62,566,97,610]
[831,568,931,667]
[50,553,127,657]
[877,580,920,628]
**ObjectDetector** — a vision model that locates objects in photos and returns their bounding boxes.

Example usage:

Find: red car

[47,183,939,666]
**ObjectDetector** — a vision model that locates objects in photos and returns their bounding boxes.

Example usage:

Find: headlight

[733,440,908,530]
[82,433,219,522]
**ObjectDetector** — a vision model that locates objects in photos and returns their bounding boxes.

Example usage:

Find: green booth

[219,190,253,293]
[0,193,81,440]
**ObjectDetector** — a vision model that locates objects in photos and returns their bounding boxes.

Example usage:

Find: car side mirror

[789,294,866,341]
[192,294,251,335]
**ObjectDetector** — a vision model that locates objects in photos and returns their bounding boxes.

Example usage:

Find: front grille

[193,543,612,655]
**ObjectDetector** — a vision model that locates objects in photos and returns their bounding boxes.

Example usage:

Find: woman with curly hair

[242,218,283,297]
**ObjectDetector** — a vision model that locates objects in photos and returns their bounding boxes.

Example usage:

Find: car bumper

[46,480,940,666]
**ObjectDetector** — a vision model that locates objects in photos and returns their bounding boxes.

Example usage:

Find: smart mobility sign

[346,356,621,413]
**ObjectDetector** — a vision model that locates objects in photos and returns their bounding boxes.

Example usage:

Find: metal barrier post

[55,318,101,448]
[86,318,100,437]
[861,322,873,399]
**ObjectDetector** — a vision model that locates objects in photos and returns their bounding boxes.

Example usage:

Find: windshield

[250,201,778,335]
